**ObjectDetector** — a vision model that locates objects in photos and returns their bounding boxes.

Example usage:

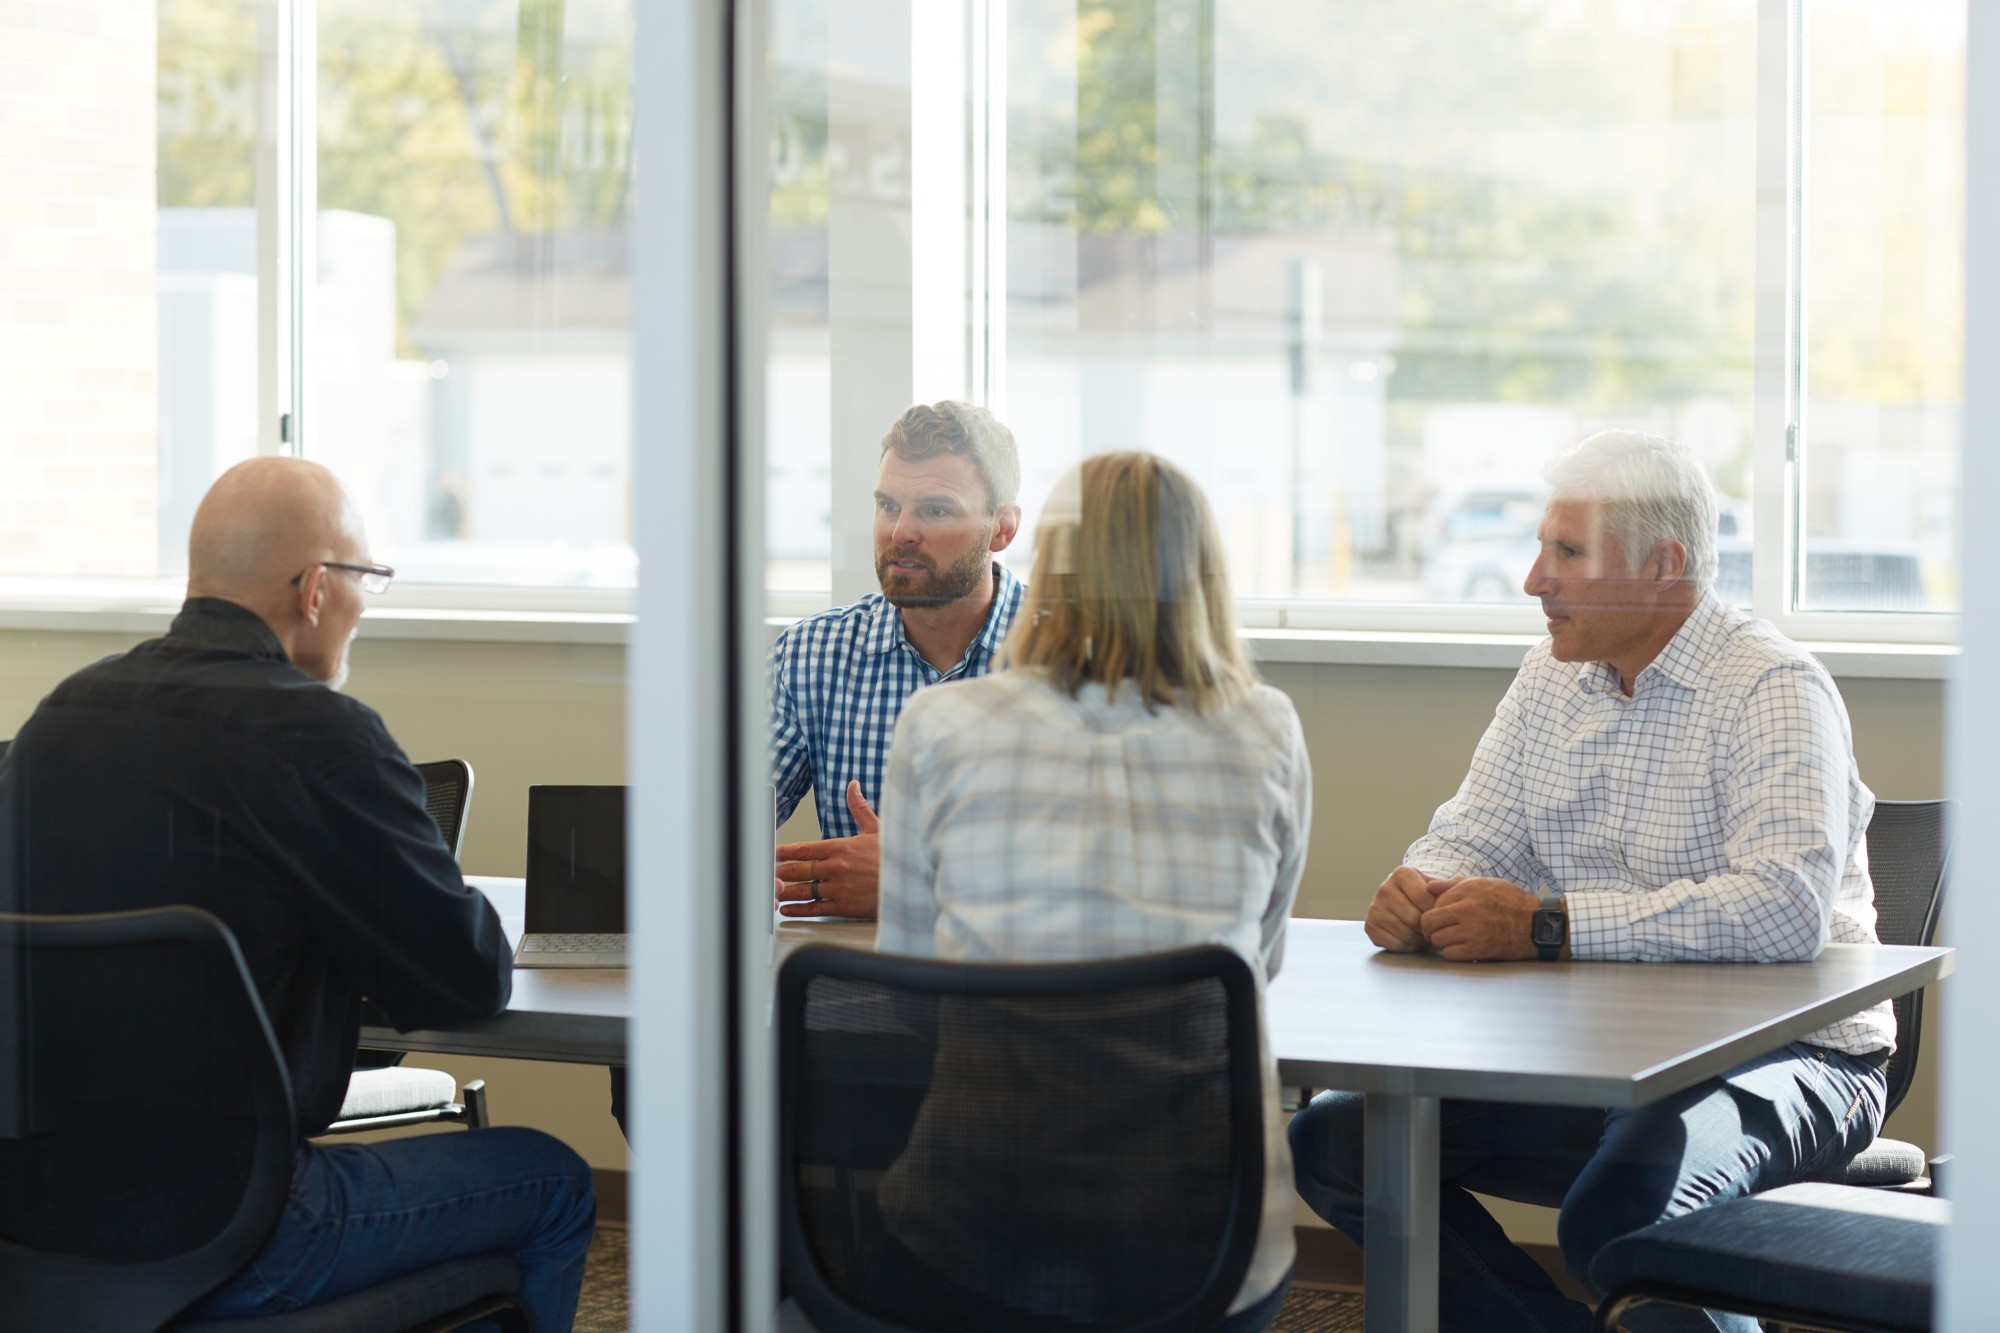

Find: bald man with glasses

[0,457,597,1331]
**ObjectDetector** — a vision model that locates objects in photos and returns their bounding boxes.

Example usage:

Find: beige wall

[0,626,1950,1206]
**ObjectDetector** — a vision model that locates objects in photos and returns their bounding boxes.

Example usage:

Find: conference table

[363,877,1953,1333]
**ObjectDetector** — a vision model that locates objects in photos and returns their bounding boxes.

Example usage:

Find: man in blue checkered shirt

[769,401,1026,920]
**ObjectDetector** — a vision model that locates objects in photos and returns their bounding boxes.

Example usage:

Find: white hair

[1543,431,1718,590]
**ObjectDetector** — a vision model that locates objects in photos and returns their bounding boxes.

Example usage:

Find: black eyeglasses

[292,561,396,594]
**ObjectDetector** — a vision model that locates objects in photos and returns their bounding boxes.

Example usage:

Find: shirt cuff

[1406,855,1489,883]
[1563,890,1633,961]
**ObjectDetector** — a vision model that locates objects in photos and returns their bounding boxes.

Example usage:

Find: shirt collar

[168,597,291,662]
[1573,588,1730,697]
[862,561,1025,665]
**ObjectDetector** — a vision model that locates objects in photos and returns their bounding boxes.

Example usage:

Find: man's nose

[889,511,920,546]
[1523,553,1552,599]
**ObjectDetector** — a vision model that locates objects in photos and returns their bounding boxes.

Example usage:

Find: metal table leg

[1363,1077,1440,1333]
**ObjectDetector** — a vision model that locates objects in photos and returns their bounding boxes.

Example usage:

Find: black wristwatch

[1531,902,1566,962]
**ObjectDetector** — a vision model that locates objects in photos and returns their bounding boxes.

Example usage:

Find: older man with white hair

[1288,432,1893,1333]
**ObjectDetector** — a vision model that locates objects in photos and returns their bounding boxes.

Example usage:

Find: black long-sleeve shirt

[0,597,510,1134]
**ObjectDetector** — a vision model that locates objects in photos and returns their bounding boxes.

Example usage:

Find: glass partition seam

[1787,0,1808,618]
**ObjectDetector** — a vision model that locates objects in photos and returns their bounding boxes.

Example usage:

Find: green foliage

[159,0,635,357]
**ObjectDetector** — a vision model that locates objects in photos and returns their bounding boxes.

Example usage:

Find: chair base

[1597,1281,1924,1333]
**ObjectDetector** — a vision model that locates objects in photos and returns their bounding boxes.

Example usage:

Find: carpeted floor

[572,1226,1368,1332]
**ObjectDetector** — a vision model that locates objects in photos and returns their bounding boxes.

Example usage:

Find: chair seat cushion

[336,1066,457,1121]
[1590,1182,1948,1330]
[173,1253,520,1332]
[1826,1137,1929,1188]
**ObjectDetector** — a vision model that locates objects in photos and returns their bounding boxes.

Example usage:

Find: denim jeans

[1289,1042,1886,1333]
[186,1127,597,1331]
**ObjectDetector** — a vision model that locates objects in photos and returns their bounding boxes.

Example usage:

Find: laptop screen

[524,785,627,934]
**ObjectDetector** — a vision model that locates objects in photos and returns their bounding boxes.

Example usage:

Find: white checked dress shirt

[1408,591,1893,1058]
[877,670,1312,1314]
[768,563,1025,839]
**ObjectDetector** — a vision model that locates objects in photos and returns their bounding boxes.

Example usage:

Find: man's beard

[323,627,358,692]
[877,540,991,608]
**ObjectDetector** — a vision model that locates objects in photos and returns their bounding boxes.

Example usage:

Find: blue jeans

[1289,1042,1886,1333]
[186,1127,597,1331]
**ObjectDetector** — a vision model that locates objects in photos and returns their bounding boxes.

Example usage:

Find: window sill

[0,601,1955,679]
[1238,627,1956,680]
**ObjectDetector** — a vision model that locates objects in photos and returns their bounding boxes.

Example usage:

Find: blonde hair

[1005,452,1256,715]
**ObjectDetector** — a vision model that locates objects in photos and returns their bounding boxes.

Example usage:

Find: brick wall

[0,0,158,575]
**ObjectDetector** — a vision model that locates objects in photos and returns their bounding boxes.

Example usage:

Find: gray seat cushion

[1590,1182,1947,1331]
[1822,1137,1929,1188]
[172,1253,521,1333]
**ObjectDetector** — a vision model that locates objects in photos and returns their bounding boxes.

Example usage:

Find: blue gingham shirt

[1408,590,1892,1057]
[769,562,1026,838]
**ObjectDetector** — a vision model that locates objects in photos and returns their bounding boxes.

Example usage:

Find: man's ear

[297,566,326,628]
[990,503,1024,553]
[1649,539,1689,586]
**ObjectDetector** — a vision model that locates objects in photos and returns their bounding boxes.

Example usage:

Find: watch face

[1533,911,1564,946]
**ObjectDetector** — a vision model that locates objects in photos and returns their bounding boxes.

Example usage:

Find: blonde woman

[874,451,1311,1332]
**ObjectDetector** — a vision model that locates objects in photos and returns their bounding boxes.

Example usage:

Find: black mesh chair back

[1864,798,1954,1118]
[414,759,475,861]
[0,907,296,1332]
[350,759,476,1090]
[779,944,1266,1333]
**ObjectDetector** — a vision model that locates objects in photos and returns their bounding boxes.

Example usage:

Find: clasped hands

[1364,866,1544,962]
[773,780,881,919]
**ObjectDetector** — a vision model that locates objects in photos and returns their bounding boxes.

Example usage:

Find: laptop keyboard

[516,933,628,968]
[522,933,624,953]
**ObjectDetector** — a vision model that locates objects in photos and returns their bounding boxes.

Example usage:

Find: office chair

[1808,797,1955,1191]
[0,906,527,1333]
[1587,798,1956,1332]
[1590,1182,1946,1333]
[330,758,488,1135]
[777,943,1268,1333]
[413,758,476,862]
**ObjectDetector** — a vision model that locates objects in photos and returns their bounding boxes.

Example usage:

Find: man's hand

[1365,867,1458,952]
[1421,878,1541,962]
[774,781,881,919]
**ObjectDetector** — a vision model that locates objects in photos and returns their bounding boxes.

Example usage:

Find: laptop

[514,785,627,968]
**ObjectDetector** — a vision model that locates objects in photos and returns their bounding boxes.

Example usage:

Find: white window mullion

[254,0,314,459]
[1752,0,1801,627]
[911,0,972,405]
[968,0,1007,416]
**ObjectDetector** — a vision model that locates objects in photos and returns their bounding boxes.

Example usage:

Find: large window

[0,0,1965,638]
[1005,0,1761,611]
[1800,1,1962,614]
[766,0,1965,641]
[315,0,635,590]
[0,0,637,599]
